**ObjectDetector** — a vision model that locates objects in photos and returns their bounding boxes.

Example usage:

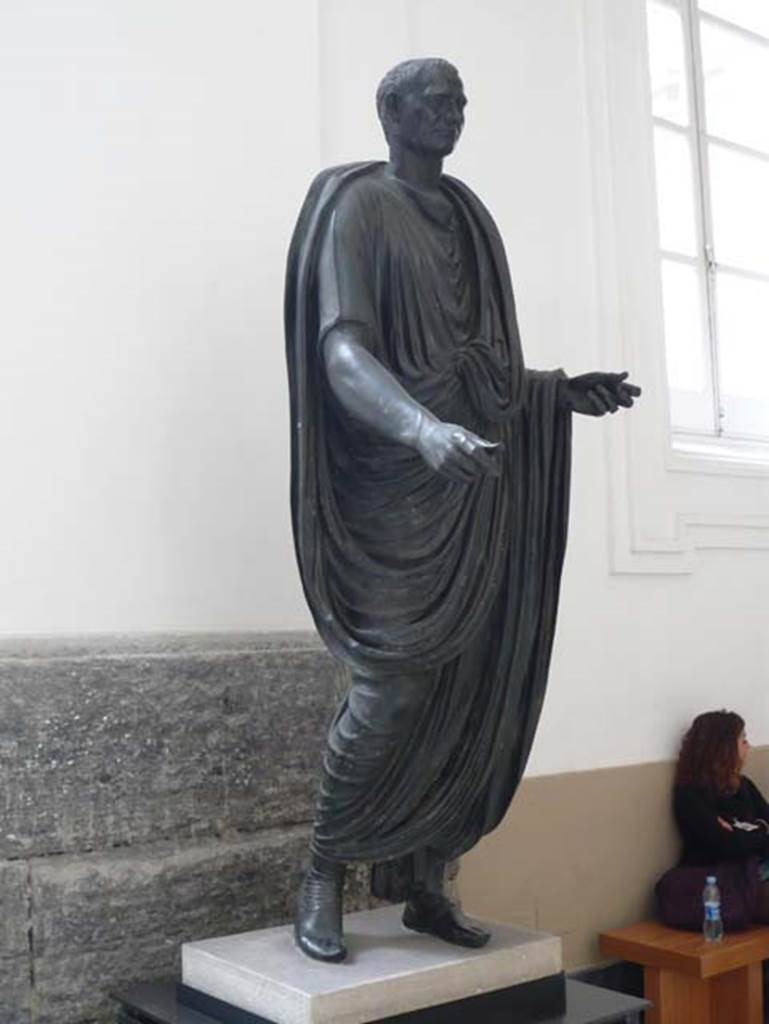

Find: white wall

[0,0,318,632]
[3,0,768,773]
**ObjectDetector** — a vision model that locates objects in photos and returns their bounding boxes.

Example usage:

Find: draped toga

[285,162,572,899]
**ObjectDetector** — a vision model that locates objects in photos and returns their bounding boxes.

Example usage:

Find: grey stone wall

[0,633,366,1024]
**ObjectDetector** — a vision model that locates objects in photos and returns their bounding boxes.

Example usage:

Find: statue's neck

[386,143,443,191]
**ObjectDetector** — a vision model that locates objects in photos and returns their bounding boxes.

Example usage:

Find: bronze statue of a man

[285,58,639,963]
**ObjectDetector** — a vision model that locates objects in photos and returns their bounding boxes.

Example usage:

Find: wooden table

[599,920,769,1024]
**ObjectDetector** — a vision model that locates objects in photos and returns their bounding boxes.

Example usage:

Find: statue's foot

[402,893,491,949]
[294,858,347,963]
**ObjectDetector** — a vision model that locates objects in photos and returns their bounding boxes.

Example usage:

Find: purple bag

[655,858,761,932]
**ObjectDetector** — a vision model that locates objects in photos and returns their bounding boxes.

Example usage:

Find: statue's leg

[295,669,431,963]
[402,851,491,948]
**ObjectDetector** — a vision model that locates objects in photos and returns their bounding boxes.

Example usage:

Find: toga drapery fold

[285,163,572,893]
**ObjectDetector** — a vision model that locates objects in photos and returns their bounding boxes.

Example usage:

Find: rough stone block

[0,634,346,858]
[0,860,29,958]
[29,829,370,1024]
[31,829,308,957]
[0,954,32,1024]
[0,633,364,1024]
[33,944,176,1024]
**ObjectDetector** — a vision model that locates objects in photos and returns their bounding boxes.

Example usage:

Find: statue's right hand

[414,415,502,484]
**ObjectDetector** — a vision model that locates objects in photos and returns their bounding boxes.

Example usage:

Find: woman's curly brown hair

[675,710,745,794]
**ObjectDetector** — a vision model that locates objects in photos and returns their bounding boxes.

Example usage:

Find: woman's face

[737,728,750,769]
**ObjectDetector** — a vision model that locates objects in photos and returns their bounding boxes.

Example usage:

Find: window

[646,0,769,445]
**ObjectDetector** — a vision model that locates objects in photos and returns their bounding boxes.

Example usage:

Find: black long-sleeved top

[674,776,769,865]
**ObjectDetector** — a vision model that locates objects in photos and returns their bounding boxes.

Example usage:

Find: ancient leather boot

[402,859,491,949]
[294,854,347,962]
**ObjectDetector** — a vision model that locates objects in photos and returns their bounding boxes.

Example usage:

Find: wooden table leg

[711,962,763,1024]
[644,966,712,1024]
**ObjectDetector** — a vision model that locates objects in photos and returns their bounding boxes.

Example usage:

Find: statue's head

[375,58,466,157]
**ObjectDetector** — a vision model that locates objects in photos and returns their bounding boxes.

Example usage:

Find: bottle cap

[706,875,716,883]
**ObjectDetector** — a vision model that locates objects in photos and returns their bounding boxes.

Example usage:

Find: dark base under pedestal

[115,976,648,1024]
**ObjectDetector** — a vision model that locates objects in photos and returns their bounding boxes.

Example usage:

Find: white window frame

[582,0,769,576]
[651,0,769,457]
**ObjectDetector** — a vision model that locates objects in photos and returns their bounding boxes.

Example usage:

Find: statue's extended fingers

[454,432,478,453]
[453,435,484,465]
[616,384,640,406]
[610,378,641,397]
[455,431,500,467]
[595,384,618,413]
[462,429,501,449]
[587,389,608,416]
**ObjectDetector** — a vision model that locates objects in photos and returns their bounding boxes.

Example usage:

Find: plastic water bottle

[703,875,723,942]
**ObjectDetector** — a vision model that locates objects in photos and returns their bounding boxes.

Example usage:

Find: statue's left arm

[455,189,640,418]
[557,370,641,416]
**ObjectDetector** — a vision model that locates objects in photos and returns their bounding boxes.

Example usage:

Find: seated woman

[671,709,769,924]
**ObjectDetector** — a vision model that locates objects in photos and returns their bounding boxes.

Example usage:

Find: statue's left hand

[561,371,641,417]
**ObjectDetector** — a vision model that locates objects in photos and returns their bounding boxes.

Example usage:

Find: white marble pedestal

[181,905,562,1024]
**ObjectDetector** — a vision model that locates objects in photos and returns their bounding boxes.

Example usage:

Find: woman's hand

[717,816,733,832]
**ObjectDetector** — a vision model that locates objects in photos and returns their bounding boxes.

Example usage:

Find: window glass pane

[717,272,769,438]
[661,259,708,393]
[699,0,769,40]
[717,272,769,398]
[653,126,698,255]
[709,144,769,274]
[647,1,690,125]
[701,21,769,154]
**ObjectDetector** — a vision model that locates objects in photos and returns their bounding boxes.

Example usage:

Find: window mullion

[683,0,722,436]
[715,263,769,285]
[706,134,769,164]
[660,250,699,267]
[652,115,690,136]
[699,11,769,50]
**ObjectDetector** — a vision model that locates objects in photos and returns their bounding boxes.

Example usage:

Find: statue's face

[393,67,466,157]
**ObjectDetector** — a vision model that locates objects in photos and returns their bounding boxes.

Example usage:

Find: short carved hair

[375,58,460,142]
[675,710,745,795]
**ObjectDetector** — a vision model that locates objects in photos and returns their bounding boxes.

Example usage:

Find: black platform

[114,977,649,1024]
